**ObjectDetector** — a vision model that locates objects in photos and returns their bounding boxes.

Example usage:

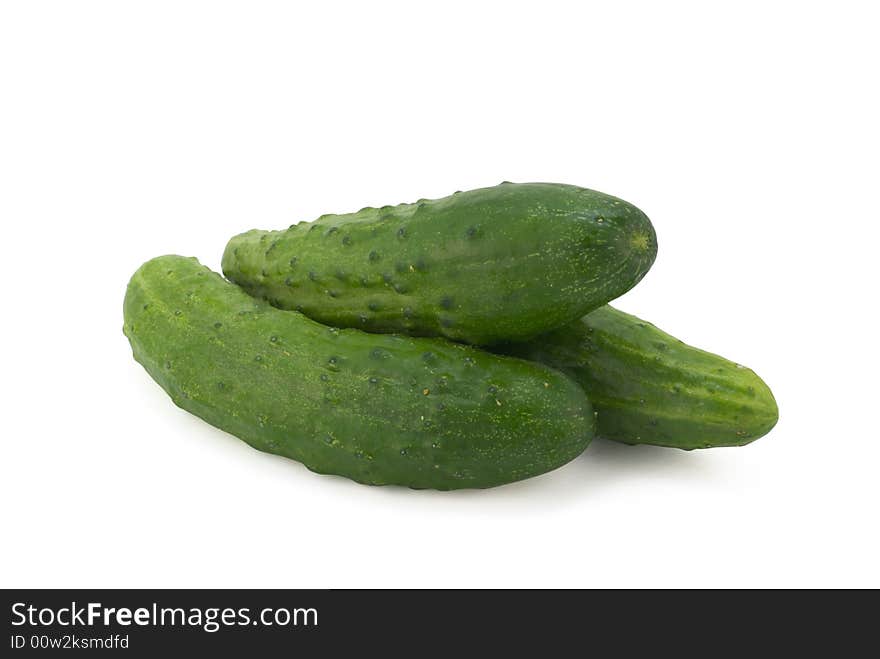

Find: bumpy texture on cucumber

[123,256,594,489]
[222,182,657,345]
[500,306,778,449]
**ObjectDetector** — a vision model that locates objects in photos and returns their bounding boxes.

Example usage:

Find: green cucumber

[500,306,778,449]
[123,255,594,489]
[222,182,657,345]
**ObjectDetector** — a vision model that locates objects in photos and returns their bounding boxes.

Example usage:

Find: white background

[2,1,878,588]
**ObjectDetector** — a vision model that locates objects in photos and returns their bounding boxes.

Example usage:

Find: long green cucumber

[221,182,657,345]
[500,306,778,449]
[123,255,594,489]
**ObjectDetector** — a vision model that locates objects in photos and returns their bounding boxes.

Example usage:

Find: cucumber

[222,182,656,345]
[500,306,778,449]
[123,255,594,489]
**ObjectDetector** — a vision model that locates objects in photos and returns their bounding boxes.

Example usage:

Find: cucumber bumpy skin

[123,256,594,489]
[500,306,778,450]
[222,182,657,345]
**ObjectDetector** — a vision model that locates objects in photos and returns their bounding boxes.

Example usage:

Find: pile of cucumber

[123,182,777,489]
